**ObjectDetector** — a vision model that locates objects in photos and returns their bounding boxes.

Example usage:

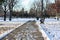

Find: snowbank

[36,20,50,40]
[41,18,60,40]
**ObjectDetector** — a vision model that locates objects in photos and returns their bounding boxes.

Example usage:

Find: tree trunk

[4,6,6,21]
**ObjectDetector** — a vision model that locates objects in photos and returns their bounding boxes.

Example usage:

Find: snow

[0,18,36,39]
[0,17,36,22]
[40,18,60,40]
[0,17,60,40]
[36,20,50,40]
[45,18,58,22]
[0,29,14,39]
[0,18,37,27]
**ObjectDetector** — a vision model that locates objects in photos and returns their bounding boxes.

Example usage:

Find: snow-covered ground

[0,18,36,39]
[0,17,60,40]
[0,17,36,21]
[40,18,60,40]
[0,29,14,39]
[36,20,50,40]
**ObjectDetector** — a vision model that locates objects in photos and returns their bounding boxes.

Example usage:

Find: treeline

[12,11,36,18]
[12,8,50,18]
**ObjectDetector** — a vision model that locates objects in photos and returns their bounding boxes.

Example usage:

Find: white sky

[13,0,55,11]
[13,0,34,11]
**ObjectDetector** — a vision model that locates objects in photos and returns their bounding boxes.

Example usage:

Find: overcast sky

[13,0,55,11]
[13,0,34,11]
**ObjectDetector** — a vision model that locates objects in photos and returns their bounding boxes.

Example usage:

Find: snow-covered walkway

[2,21,44,40]
[0,18,36,39]
[0,18,60,40]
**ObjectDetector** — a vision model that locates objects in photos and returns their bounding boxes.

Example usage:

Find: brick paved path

[2,21,44,40]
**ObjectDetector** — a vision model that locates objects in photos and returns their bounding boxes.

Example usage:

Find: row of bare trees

[31,0,51,18]
[0,0,56,21]
[0,0,18,21]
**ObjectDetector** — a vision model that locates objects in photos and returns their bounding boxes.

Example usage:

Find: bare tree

[2,0,7,21]
[2,0,18,21]
[32,0,45,23]
[45,0,49,7]
[33,0,41,12]
[0,0,18,21]
[32,0,42,20]
[8,0,18,21]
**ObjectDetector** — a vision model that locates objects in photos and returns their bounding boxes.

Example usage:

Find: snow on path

[0,18,36,39]
[2,21,44,40]
[0,29,14,39]
[0,18,60,40]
